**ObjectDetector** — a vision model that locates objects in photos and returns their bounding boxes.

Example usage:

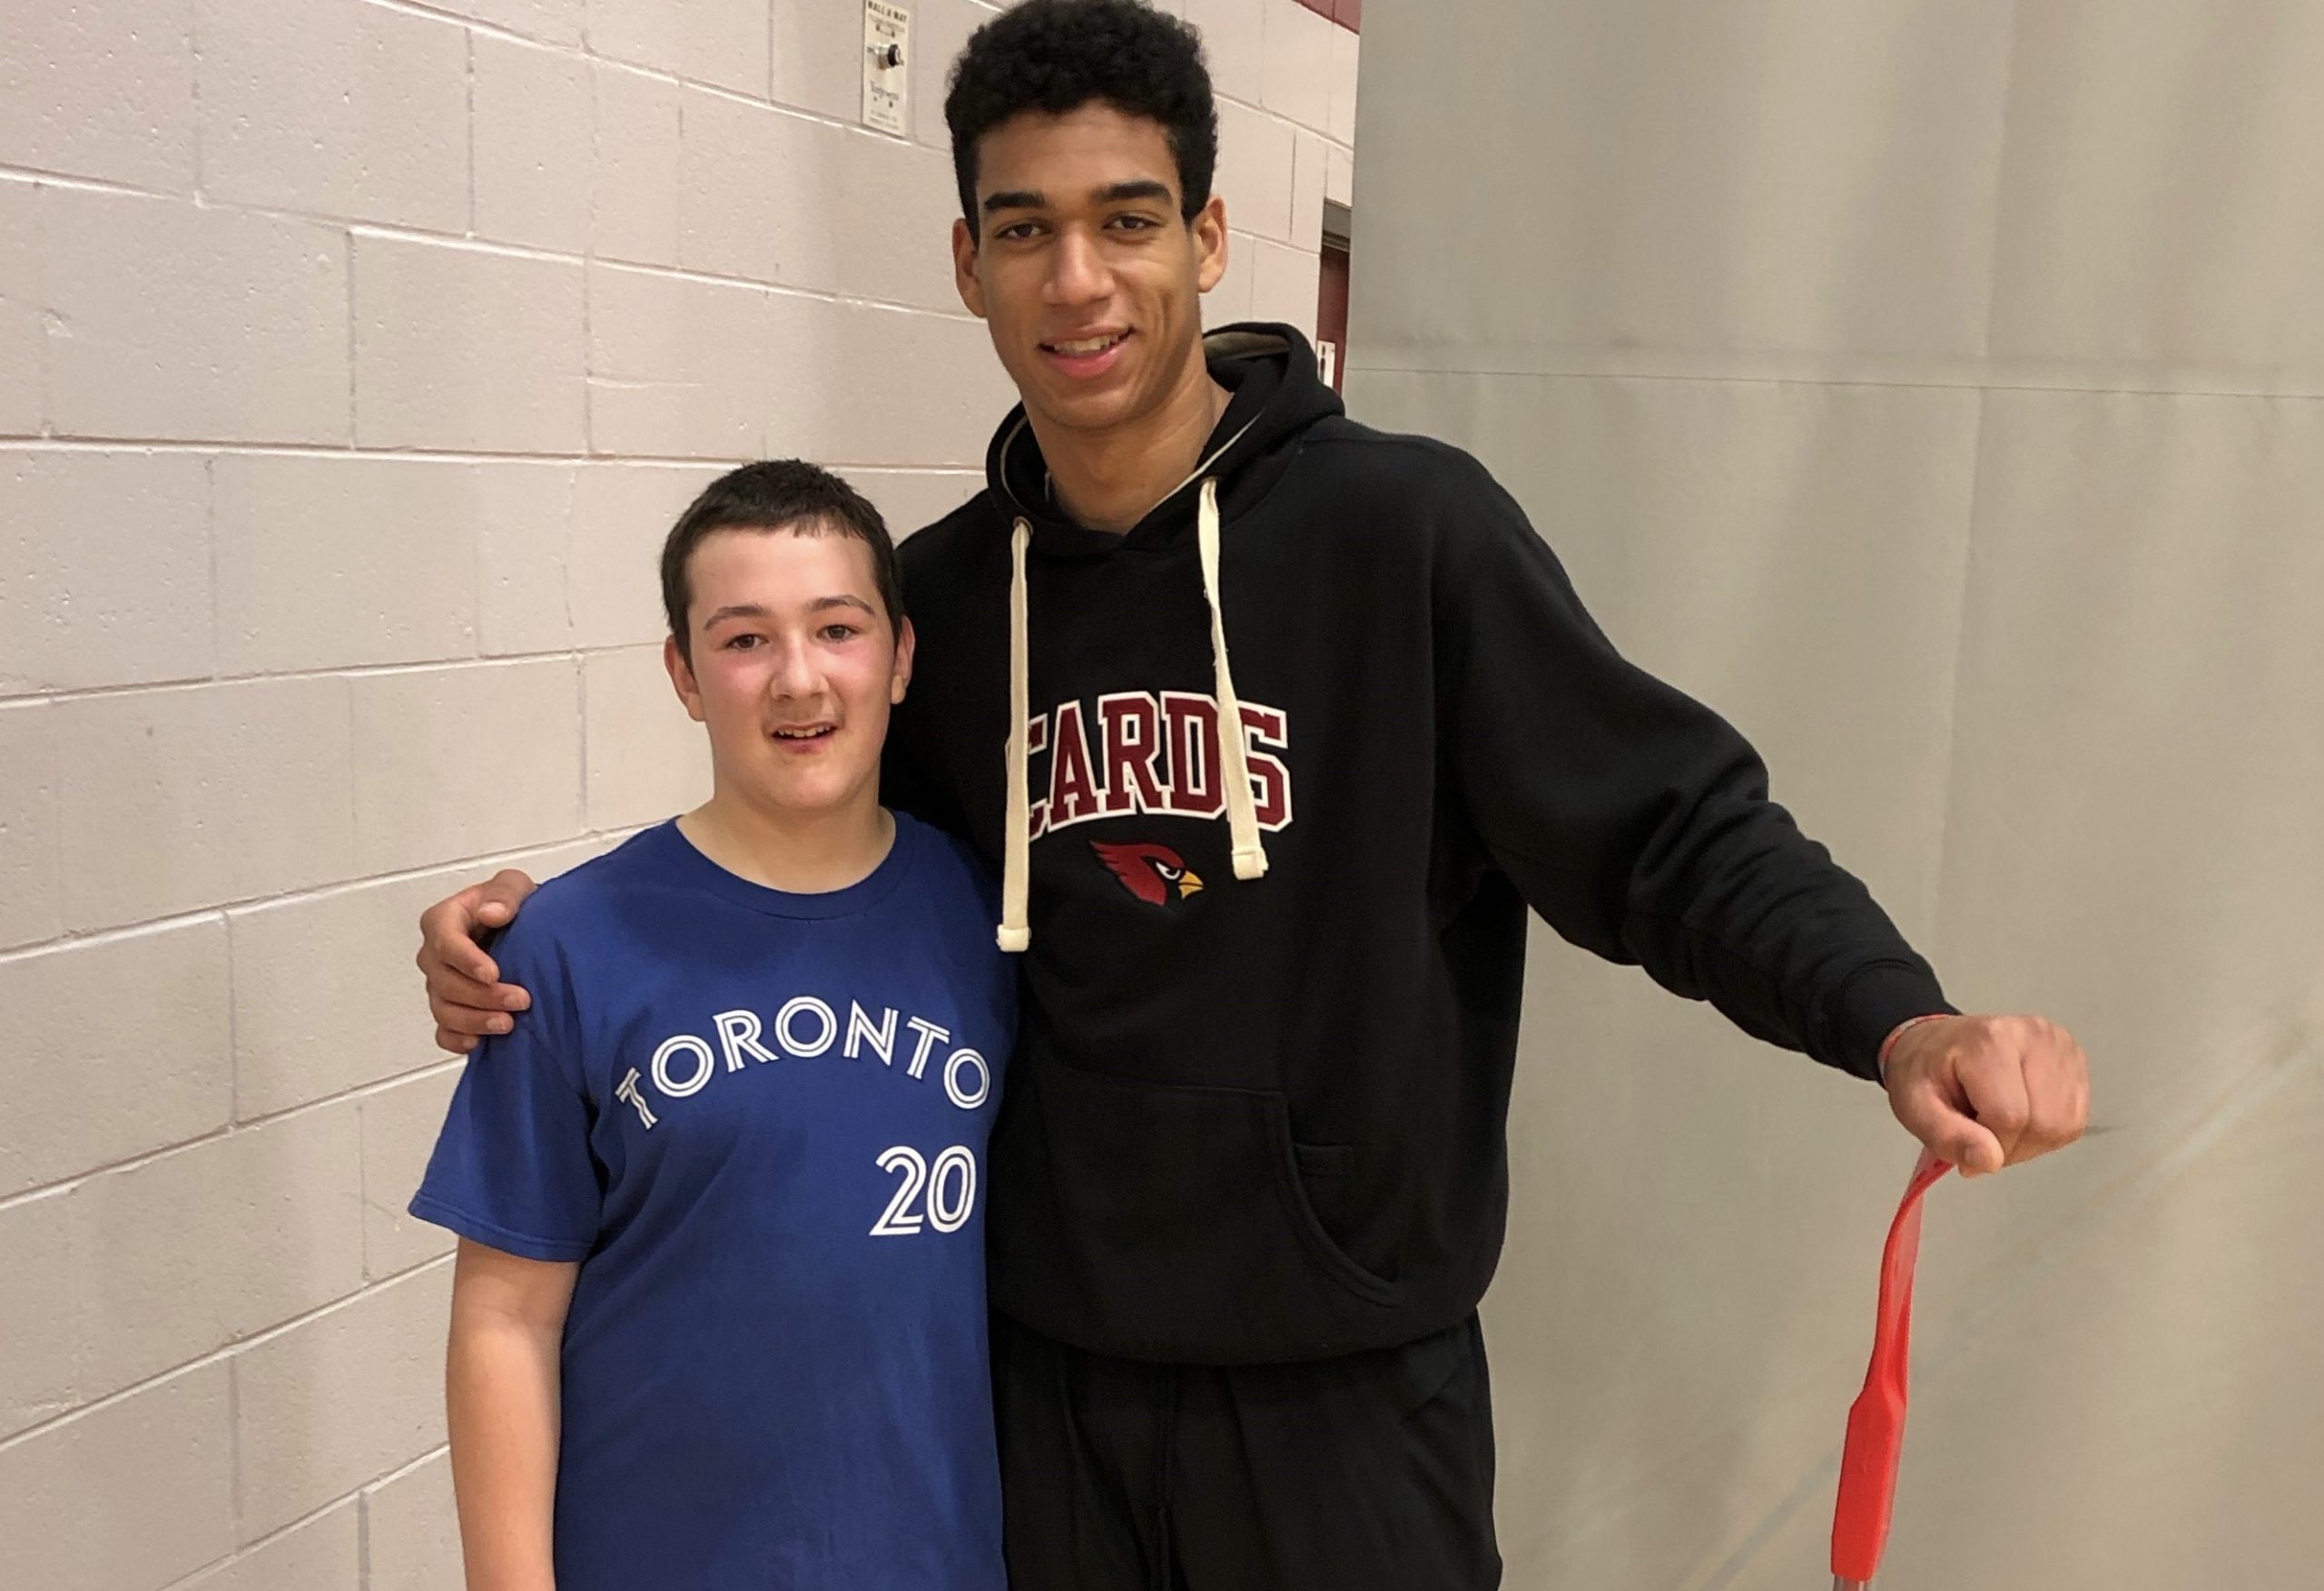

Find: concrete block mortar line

[144,1450,430,1587]
[465,25,478,238]
[0,647,608,723]
[0,438,683,467]
[1220,90,1353,152]
[202,449,223,688]
[189,0,207,199]
[575,652,591,843]
[1,160,179,201]
[370,1442,452,1493]
[227,1351,245,1553]
[0,1053,470,1227]
[357,1474,373,1591]
[4,163,989,327]
[581,210,596,453]
[0,439,994,467]
[0,1251,456,1460]
[366,0,563,54]
[0,805,649,971]
[346,224,360,449]
[225,900,244,1123]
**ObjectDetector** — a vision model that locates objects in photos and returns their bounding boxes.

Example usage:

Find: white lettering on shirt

[624,998,990,1130]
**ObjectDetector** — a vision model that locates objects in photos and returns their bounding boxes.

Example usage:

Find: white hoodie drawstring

[994,404,1273,952]
[1196,477,1268,881]
[998,516,1034,952]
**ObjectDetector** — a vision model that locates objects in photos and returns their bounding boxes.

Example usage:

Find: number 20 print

[870,1145,978,1236]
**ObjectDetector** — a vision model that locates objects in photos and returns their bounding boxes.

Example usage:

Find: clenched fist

[1884,1014,2090,1176]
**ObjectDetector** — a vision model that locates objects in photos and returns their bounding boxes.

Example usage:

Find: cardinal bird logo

[1091,841,1206,907]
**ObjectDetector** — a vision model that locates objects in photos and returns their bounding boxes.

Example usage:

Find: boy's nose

[767,641,822,699]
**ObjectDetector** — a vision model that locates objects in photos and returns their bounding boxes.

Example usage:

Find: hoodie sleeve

[1433,450,1952,1080]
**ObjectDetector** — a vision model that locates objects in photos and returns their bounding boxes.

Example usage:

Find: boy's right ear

[665,635,706,722]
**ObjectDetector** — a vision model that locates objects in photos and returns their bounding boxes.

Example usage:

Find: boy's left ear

[891,616,917,703]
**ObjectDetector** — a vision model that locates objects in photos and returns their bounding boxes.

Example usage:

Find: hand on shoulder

[417,869,540,1054]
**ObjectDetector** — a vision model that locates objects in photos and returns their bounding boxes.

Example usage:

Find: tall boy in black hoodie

[418,3,2090,1586]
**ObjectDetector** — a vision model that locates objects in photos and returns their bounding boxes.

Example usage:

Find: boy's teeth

[1055,335,1118,354]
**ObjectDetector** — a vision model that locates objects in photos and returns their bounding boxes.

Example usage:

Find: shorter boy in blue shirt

[410,461,1012,1591]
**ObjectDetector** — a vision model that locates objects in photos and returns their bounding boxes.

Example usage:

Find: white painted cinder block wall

[0,1,1358,1586]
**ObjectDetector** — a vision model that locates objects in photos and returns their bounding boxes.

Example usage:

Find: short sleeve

[408,921,603,1262]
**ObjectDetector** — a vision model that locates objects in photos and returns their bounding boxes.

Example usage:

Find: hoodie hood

[984,322,1344,557]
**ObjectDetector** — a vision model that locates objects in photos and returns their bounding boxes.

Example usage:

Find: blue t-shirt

[410,813,1012,1591]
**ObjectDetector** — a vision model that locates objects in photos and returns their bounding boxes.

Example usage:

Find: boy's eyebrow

[980,179,1175,214]
[703,595,875,624]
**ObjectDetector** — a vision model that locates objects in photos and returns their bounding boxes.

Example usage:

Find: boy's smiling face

[665,525,913,822]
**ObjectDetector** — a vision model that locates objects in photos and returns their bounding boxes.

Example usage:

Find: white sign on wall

[863,1,911,137]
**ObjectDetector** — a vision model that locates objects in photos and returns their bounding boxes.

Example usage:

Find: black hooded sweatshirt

[885,323,1952,1367]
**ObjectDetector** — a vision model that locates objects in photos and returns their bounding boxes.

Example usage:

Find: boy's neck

[1032,345,1231,535]
[677,790,895,895]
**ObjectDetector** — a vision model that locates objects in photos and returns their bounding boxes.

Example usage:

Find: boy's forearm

[448,1308,565,1591]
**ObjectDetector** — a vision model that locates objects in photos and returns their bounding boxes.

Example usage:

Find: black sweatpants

[993,1311,1502,1591]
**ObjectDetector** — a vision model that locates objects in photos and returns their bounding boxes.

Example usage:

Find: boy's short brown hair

[659,461,904,664]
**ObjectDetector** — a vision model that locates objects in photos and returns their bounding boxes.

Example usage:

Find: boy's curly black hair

[943,0,1218,235]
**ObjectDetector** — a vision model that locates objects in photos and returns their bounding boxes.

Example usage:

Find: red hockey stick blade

[1830,1149,1952,1589]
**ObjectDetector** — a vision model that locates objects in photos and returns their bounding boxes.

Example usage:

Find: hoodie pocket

[1021,1058,1403,1353]
[1292,1141,1378,1280]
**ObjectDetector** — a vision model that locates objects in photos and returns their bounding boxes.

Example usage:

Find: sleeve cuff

[407,1192,595,1263]
[1824,961,1956,1083]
